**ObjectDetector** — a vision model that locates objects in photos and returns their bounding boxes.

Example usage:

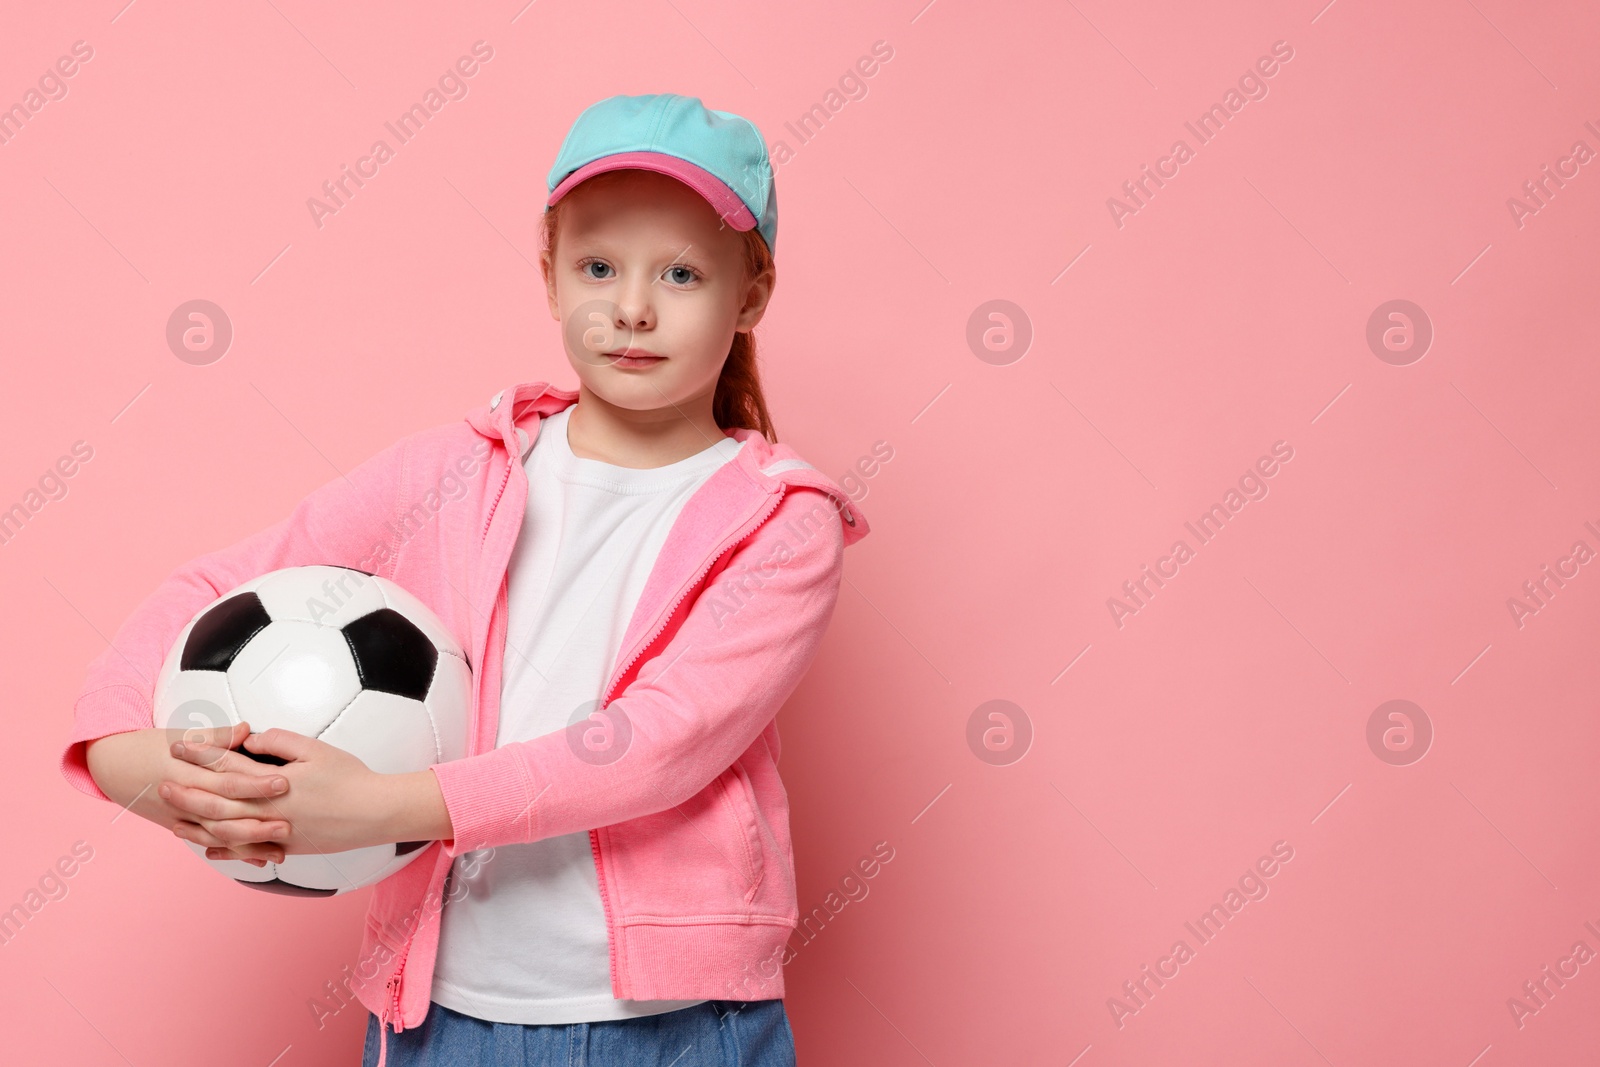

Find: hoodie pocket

[716,763,765,903]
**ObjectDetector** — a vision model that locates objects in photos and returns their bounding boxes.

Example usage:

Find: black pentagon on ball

[342,607,438,699]
[182,592,273,672]
[238,878,338,898]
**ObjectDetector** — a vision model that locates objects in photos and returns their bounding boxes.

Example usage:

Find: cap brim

[546,151,758,232]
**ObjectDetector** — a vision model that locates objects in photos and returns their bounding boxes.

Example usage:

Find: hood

[464,381,869,546]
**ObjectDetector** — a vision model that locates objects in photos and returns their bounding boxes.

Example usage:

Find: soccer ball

[152,564,472,896]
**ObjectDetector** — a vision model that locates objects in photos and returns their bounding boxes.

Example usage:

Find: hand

[166,727,397,859]
[160,722,293,866]
[84,726,289,867]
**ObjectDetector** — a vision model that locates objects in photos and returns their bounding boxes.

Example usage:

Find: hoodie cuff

[429,744,536,857]
[61,685,156,804]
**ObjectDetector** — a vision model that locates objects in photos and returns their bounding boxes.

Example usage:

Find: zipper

[378,397,534,1039]
[598,485,787,712]
[586,827,620,998]
[480,387,555,546]
[588,482,789,995]
[480,458,512,547]
[383,933,412,1034]
[380,551,503,1035]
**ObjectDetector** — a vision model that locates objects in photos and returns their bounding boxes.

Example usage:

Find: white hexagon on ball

[229,621,363,738]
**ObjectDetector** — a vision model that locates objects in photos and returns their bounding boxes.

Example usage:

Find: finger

[173,720,247,747]
[215,852,276,867]
[205,816,292,851]
[173,821,285,864]
[159,779,283,823]
[242,727,312,764]
[175,818,289,856]
[169,739,239,772]
[215,767,290,800]
[167,722,249,770]
[169,746,291,798]
[200,842,281,866]
[210,844,284,864]
[184,720,249,749]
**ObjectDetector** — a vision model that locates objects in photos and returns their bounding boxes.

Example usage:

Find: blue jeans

[363,1000,796,1066]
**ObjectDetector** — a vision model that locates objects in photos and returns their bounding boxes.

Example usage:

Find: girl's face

[542,168,773,417]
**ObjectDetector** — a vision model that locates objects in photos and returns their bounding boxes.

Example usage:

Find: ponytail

[712,229,778,443]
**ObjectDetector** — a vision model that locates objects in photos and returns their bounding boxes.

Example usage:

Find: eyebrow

[565,239,705,267]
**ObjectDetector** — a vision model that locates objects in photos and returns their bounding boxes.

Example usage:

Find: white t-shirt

[430,404,746,1024]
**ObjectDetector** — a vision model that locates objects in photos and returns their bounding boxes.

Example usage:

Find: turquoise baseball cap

[545,93,778,258]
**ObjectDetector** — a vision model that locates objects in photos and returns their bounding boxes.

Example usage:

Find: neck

[565,383,726,469]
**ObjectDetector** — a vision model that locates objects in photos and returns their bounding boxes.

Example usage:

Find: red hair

[539,178,780,443]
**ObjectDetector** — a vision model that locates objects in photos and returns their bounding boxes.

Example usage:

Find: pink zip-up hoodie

[59,381,870,1066]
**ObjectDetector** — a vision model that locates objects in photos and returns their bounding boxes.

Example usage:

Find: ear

[540,248,561,321]
[734,262,776,333]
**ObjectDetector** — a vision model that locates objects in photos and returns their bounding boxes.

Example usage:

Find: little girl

[61,93,870,1066]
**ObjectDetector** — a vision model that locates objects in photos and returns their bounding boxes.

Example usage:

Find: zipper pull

[385,974,402,1030]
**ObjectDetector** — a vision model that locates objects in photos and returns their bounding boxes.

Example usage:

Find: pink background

[6,1,1600,1063]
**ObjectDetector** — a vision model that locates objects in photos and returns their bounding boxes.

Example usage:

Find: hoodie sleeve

[430,486,849,855]
[60,434,412,804]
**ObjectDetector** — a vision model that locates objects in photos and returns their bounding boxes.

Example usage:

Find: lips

[603,349,667,369]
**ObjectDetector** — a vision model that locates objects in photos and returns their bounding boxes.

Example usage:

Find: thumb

[242,727,311,764]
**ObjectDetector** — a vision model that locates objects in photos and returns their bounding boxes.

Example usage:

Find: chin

[589,379,679,410]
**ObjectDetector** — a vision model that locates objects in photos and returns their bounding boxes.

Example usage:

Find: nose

[613,276,655,336]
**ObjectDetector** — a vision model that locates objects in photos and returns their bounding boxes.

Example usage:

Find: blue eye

[575,259,699,285]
